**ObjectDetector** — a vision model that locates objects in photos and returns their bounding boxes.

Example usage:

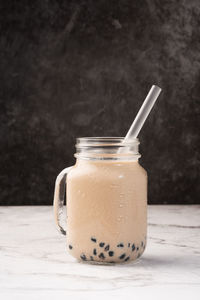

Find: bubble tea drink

[54,138,147,263]
[54,85,162,264]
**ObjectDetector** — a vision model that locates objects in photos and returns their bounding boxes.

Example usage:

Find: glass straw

[124,85,162,140]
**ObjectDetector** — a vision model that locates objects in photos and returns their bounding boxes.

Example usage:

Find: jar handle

[53,167,72,235]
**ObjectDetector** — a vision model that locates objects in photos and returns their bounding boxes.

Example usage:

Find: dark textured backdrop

[0,0,200,205]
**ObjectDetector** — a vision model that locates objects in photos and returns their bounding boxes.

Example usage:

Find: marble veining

[0,205,200,299]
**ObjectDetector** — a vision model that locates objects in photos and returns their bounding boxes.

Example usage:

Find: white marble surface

[0,205,200,300]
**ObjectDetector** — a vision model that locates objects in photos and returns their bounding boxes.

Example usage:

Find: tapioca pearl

[99,253,105,259]
[124,256,130,262]
[91,237,97,243]
[80,254,87,261]
[117,243,124,248]
[93,248,97,255]
[69,245,73,250]
[108,251,114,257]
[104,244,110,251]
[131,244,135,251]
[128,243,130,247]
[136,247,139,251]
[99,242,105,247]
[119,253,126,260]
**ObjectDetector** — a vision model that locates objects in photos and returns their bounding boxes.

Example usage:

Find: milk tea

[66,159,147,263]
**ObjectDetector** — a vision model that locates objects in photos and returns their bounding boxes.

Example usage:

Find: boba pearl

[104,244,110,251]
[91,237,97,243]
[124,256,130,262]
[93,248,97,255]
[117,243,124,247]
[108,251,114,257]
[69,245,73,250]
[99,253,105,259]
[99,242,105,247]
[80,254,87,261]
[119,253,126,260]
[132,244,135,251]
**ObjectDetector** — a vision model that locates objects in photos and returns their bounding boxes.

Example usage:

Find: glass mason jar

[54,137,147,264]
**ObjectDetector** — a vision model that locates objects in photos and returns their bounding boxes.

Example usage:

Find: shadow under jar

[54,137,147,264]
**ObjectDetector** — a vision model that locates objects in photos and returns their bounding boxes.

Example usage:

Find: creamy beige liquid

[66,159,147,263]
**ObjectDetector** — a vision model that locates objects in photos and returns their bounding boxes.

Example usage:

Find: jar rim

[76,137,139,147]
[75,137,140,161]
